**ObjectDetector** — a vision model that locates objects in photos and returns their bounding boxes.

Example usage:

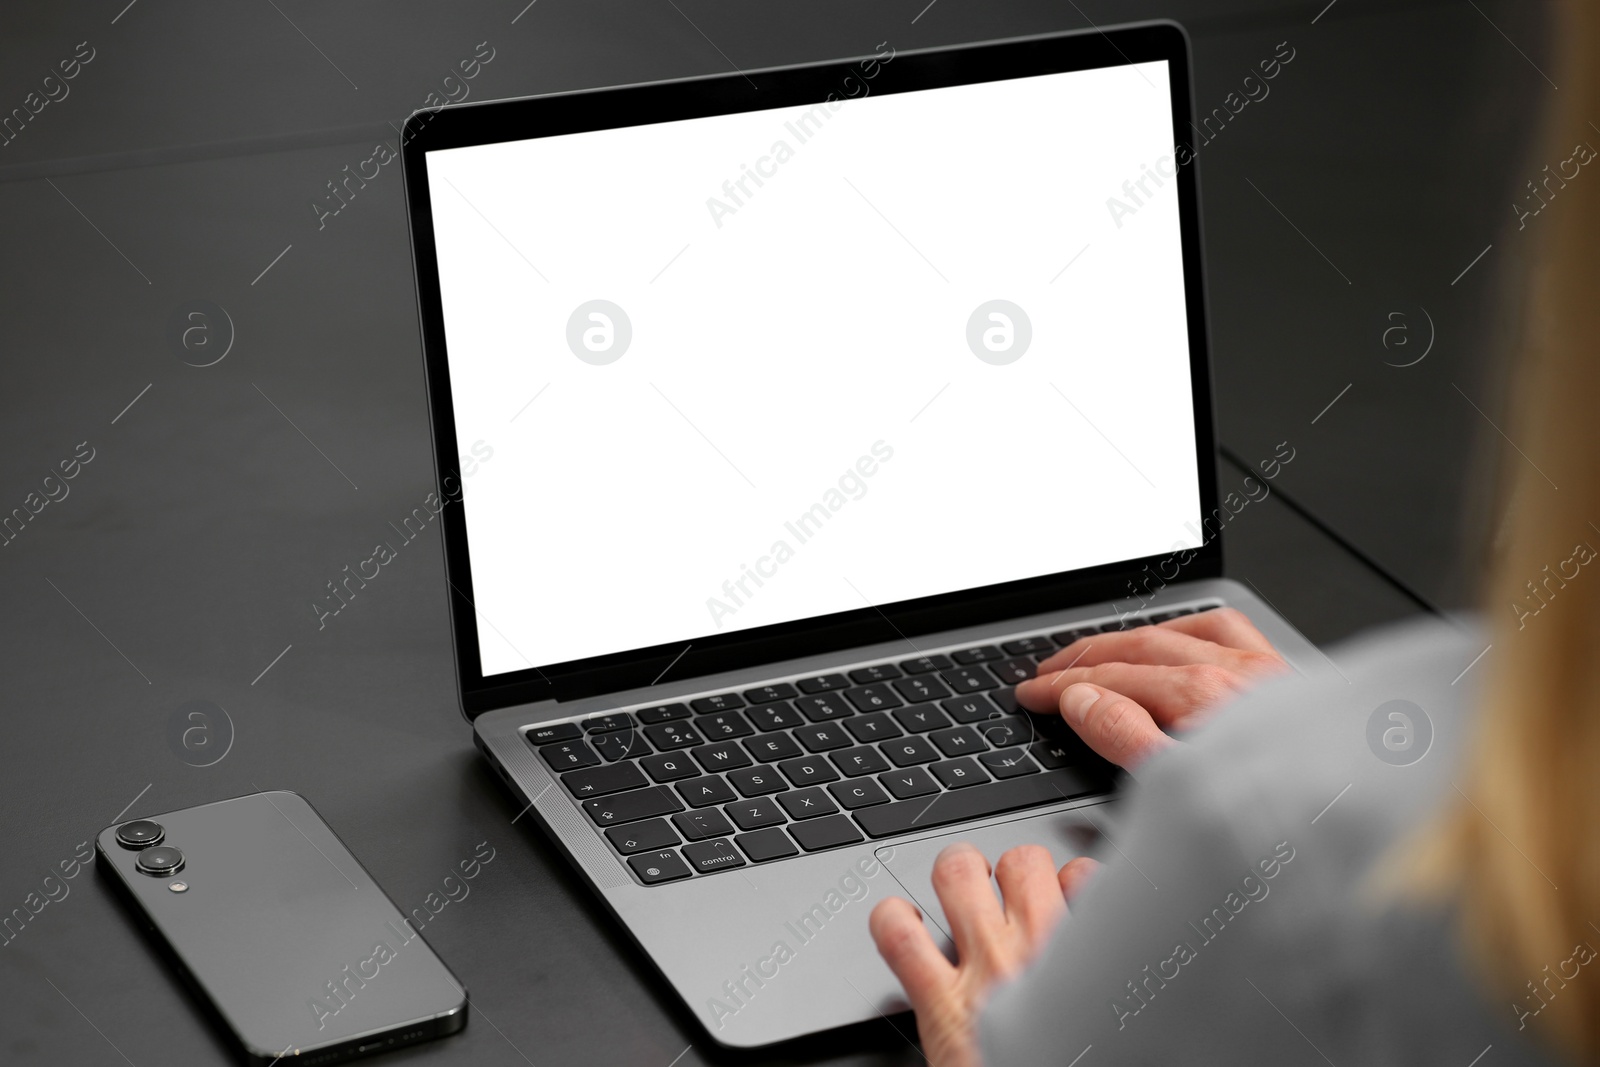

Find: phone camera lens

[135,845,185,877]
[116,820,165,849]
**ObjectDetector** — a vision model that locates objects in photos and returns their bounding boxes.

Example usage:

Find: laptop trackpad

[875,808,1103,940]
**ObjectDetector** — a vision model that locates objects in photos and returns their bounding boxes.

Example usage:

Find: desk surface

[0,1,1547,1063]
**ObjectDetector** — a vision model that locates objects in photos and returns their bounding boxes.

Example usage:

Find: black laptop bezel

[400,21,1222,717]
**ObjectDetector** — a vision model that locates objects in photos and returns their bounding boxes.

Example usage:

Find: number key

[941,667,998,693]
[699,710,753,739]
[643,721,702,751]
[894,675,950,703]
[843,684,901,712]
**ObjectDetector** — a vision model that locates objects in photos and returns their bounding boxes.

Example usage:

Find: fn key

[628,849,692,885]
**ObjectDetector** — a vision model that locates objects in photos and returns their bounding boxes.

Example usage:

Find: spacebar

[853,769,1099,839]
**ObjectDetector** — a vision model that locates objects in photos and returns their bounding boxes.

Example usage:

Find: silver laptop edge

[475,577,1321,1046]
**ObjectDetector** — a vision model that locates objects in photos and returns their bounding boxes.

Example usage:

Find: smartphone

[97,791,467,1065]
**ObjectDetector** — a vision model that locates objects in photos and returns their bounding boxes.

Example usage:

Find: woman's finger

[1018,661,1246,730]
[1058,856,1100,904]
[928,842,1006,966]
[1157,606,1280,656]
[1059,682,1178,769]
[1035,626,1278,676]
[870,902,953,1011]
[993,845,1066,950]
[869,897,956,1009]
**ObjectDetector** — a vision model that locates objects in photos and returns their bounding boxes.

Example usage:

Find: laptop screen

[424,58,1201,678]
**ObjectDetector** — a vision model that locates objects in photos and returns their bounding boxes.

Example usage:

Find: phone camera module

[135,845,185,877]
[116,820,164,849]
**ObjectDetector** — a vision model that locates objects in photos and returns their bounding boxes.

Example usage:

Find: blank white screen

[427,60,1201,676]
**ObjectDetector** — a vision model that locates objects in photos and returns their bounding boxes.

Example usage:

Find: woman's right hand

[1014,608,1288,770]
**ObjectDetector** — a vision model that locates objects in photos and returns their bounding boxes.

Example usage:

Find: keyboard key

[744,733,802,762]
[941,667,998,693]
[643,722,702,751]
[682,838,747,873]
[1049,627,1097,646]
[893,675,951,704]
[641,753,700,782]
[778,787,839,819]
[591,729,649,761]
[1149,610,1183,623]
[582,712,635,733]
[828,778,890,810]
[745,701,805,731]
[692,741,753,773]
[1023,709,1074,741]
[845,712,903,744]
[635,703,691,724]
[1123,617,1151,628]
[777,755,841,787]
[735,826,799,862]
[628,849,692,885]
[990,688,1022,714]
[844,684,902,712]
[978,748,1041,779]
[676,775,738,807]
[796,673,849,693]
[673,807,735,841]
[789,814,865,851]
[727,765,788,797]
[881,736,941,767]
[988,658,1036,685]
[1098,619,1130,633]
[831,746,890,777]
[849,664,901,683]
[853,768,1098,838]
[725,797,786,831]
[698,710,754,739]
[691,693,745,714]
[605,818,679,854]
[794,723,852,752]
[931,757,989,789]
[540,740,600,771]
[978,718,1031,749]
[743,682,797,703]
[1030,739,1087,770]
[795,694,853,722]
[952,646,1001,664]
[893,704,952,733]
[899,654,953,674]
[1002,636,1055,656]
[583,785,683,827]
[879,767,940,800]
[930,725,987,758]
[562,761,648,799]
[525,723,581,746]
[942,694,1002,724]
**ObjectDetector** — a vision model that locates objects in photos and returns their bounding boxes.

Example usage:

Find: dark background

[0,1,1554,1064]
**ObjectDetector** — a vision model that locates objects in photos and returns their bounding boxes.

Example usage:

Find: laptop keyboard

[522,601,1222,885]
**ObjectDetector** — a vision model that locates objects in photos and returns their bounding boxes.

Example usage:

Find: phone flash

[169,881,189,893]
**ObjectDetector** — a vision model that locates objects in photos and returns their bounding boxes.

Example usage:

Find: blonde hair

[1404,2,1600,1059]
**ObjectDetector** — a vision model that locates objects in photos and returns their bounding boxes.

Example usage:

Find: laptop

[399,20,1322,1047]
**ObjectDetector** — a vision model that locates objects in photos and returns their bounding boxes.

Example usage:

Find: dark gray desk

[0,1,1548,1063]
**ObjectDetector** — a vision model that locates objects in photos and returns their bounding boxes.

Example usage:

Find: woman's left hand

[869,843,1099,1067]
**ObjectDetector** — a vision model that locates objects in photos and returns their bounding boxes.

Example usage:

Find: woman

[869,5,1599,1065]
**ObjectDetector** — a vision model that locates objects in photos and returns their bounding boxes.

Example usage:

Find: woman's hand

[870,844,1100,1067]
[1015,608,1288,770]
